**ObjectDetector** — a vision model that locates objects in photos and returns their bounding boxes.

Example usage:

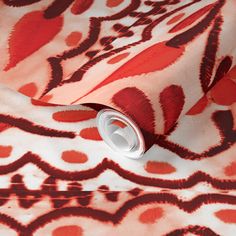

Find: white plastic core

[96,109,145,159]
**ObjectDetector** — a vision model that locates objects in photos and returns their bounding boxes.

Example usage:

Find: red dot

[224,162,236,177]
[145,161,176,174]
[167,13,185,25]
[53,225,83,236]
[106,0,124,8]
[52,110,97,122]
[18,83,38,97]
[0,145,12,158]
[215,209,236,223]
[65,31,82,47]
[139,207,163,224]
[107,52,130,64]
[61,150,88,163]
[80,127,102,141]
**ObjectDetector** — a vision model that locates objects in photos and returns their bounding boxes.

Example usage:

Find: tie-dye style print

[0,0,236,235]
[1,0,236,137]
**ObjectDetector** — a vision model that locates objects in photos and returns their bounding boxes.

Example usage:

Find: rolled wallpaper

[1,1,236,235]
[0,0,236,158]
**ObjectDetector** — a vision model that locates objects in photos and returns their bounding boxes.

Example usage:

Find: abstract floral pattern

[0,0,235,235]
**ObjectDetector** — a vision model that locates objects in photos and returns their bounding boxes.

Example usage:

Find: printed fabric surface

[0,0,236,235]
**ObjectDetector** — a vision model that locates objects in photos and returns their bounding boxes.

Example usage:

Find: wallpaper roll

[97,108,147,159]
[0,0,236,158]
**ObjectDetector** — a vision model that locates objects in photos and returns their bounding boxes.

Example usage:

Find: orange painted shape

[187,95,208,115]
[52,110,97,122]
[0,145,12,158]
[111,120,127,128]
[106,0,124,8]
[215,209,236,223]
[107,52,130,64]
[80,127,102,141]
[224,162,236,177]
[169,3,215,33]
[5,11,63,71]
[53,225,83,236]
[139,207,164,224]
[211,76,236,106]
[66,31,82,47]
[145,161,176,174]
[71,0,94,15]
[89,41,185,94]
[18,83,38,97]
[167,13,185,25]
[61,150,88,163]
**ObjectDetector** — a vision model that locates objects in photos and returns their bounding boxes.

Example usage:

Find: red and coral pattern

[0,0,235,235]
[0,0,236,136]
